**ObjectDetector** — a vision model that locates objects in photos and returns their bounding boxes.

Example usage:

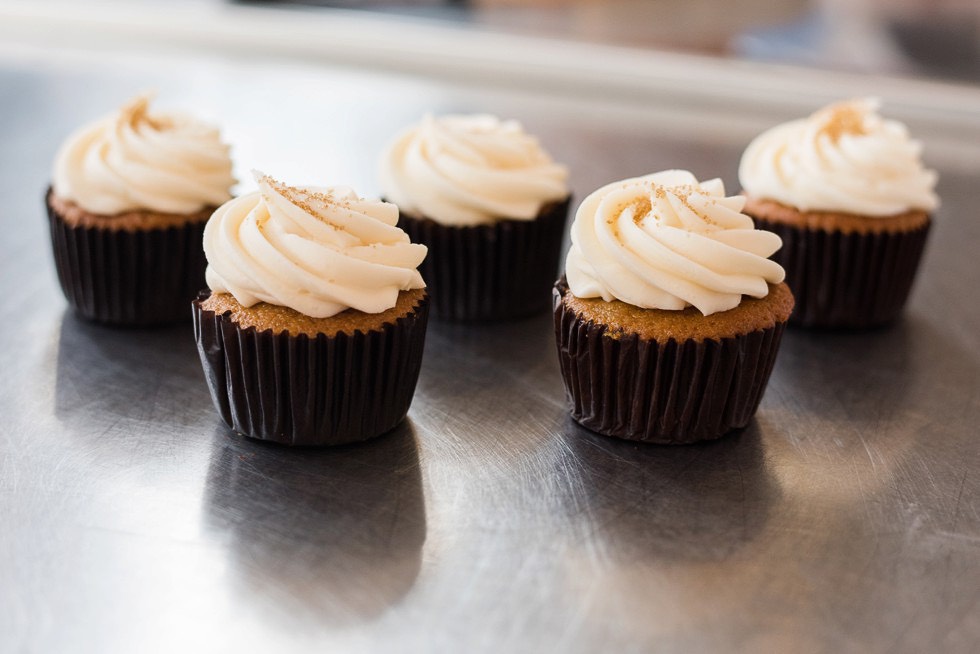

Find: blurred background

[226,0,980,82]
[2,0,979,82]
[2,0,979,178]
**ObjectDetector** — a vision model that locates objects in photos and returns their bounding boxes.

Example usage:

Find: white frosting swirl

[565,170,785,316]
[739,98,939,216]
[204,172,426,318]
[52,95,235,215]
[379,114,569,226]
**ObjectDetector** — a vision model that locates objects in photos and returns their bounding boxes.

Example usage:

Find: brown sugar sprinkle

[672,189,690,203]
[649,183,702,205]
[261,174,335,211]
[259,173,352,231]
[629,197,652,225]
[662,184,718,227]
[817,101,867,142]
[609,181,718,228]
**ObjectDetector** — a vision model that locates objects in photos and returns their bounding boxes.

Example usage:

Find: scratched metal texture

[0,49,978,654]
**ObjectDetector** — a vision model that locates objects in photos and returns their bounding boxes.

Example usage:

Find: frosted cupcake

[739,98,938,328]
[193,172,429,446]
[380,114,570,321]
[555,170,793,444]
[47,94,234,325]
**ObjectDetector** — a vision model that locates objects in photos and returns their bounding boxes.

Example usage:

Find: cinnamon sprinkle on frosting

[818,101,868,142]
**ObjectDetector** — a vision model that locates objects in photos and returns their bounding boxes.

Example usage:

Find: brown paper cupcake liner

[553,281,786,444]
[192,292,430,447]
[46,189,207,326]
[754,217,931,329]
[397,196,571,321]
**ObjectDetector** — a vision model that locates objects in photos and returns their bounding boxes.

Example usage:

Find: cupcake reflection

[203,422,426,626]
[562,420,778,562]
[552,422,782,647]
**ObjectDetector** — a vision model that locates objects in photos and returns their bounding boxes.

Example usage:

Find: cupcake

[379,114,570,321]
[193,172,430,447]
[739,98,939,328]
[47,94,235,325]
[555,170,794,444]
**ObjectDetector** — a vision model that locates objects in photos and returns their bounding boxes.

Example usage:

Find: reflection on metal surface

[203,423,426,626]
[560,423,778,563]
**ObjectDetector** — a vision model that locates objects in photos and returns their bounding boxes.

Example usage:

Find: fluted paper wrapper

[46,189,207,326]
[754,217,931,329]
[192,292,429,447]
[554,282,786,444]
[398,197,570,321]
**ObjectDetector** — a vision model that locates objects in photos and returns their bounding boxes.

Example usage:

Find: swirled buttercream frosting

[565,170,785,316]
[204,172,427,318]
[379,113,569,226]
[739,98,938,216]
[52,94,234,215]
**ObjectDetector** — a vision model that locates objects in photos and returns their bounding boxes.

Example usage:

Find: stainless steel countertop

[1,45,978,654]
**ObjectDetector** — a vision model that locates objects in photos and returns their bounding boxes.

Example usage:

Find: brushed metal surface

[1,49,978,654]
